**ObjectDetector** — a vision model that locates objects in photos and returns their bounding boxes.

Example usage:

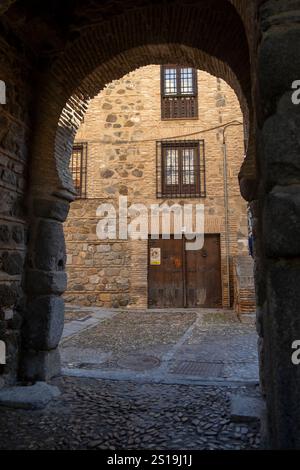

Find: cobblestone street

[0,307,261,450]
[0,377,261,450]
[61,307,259,385]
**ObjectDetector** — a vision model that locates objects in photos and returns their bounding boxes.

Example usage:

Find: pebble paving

[0,376,261,450]
[0,307,261,450]
[61,308,259,383]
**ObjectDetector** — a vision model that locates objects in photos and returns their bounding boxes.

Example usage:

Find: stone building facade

[64,66,252,310]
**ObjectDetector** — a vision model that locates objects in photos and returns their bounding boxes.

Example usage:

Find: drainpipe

[222,121,243,308]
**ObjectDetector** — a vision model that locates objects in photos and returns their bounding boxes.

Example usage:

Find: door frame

[147,233,222,308]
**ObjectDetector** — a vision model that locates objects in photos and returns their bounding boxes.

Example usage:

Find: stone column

[20,197,70,381]
[257,0,300,449]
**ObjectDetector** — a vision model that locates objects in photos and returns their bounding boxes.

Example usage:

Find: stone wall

[64,66,250,309]
[0,33,31,386]
[2,0,300,449]
[255,0,300,449]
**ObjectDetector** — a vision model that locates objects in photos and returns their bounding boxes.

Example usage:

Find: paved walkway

[61,306,259,385]
[0,306,261,450]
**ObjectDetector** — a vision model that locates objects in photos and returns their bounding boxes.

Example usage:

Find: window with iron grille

[70,142,87,198]
[156,140,206,198]
[161,66,198,119]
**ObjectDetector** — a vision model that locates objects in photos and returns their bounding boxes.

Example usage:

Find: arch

[27,0,251,198]
[22,0,254,386]
[55,43,250,196]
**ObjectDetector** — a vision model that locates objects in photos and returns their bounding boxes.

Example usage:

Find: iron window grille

[161,66,198,119]
[156,140,206,198]
[70,142,88,199]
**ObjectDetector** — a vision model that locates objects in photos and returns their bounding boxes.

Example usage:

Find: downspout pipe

[222,121,243,308]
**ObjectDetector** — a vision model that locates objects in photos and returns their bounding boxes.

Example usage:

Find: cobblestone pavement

[0,376,261,450]
[0,307,261,450]
[61,306,259,384]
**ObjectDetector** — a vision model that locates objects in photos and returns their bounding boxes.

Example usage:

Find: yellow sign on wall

[150,247,161,265]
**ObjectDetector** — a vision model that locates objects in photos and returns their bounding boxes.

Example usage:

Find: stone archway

[21,0,253,386]
[26,0,253,195]
[2,0,300,449]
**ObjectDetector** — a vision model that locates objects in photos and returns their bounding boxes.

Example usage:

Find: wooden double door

[148,235,222,308]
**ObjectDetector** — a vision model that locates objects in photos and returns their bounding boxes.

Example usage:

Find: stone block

[264,261,300,422]
[1,168,17,186]
[119,297,129,307]
[33,198,70,222]
[266,263,300,371]
[97,244,111,253]
[263,262,300,447]
[263,186,300,257]
[0,381,60,409]
[89,275,100,285]
[24,296,64,350]
[0,283,21,308]
[21,349,61,382]
[1,252,24,275]
[268,261,300,335]
[11,225,24,243]
[0,225,10,243]
[261,94,300,188]
[230,395,266,423]
[132,169,143,177]
[259,27,300,106]
[26,269,67,295]
[99,293,111,302]
[101,169,114,178]
[34,219,66,271]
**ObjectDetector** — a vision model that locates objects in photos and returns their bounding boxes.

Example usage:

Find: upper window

[161,66,198,119]
[70,142,87,198]
[156,140,206,198]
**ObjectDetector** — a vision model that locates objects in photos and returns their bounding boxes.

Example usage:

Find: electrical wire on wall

[78,120,243,145]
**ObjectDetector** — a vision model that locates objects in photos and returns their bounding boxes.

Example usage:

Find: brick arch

[55,43,250,196]
[53,0,251,100]
[29,0,251,197]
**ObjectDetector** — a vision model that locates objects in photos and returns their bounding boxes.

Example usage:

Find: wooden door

[148,235,222,308]
[148,237,184,308]
[185,234,222,308]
